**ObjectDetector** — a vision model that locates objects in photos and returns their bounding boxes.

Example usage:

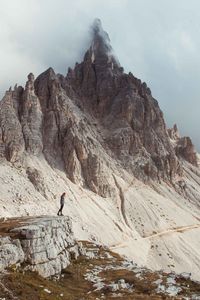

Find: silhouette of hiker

[57,192,66,216]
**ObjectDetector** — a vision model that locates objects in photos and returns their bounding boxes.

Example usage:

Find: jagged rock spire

[25,73,35,92]
[66,19,124,116]
[88,18,120,69]
[90,18,112,57]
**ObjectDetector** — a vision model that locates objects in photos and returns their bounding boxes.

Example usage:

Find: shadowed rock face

[0,20,197,196]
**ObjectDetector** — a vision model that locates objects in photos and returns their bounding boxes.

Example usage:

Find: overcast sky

[0,0,200,149]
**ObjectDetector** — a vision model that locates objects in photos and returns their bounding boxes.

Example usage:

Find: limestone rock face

[34,68,71,165]
[0,88,25,162]
[0,216,83,277]
[0,19,197,195]
[20,73,43,155]
[0,73,43,162]
[0,236,24,270]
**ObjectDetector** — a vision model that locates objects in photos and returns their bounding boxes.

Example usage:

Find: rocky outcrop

[0,216,84,277]
[168,124,197,166]
[168,124,180,140]
[176,137,197,166]
[0,19,198,196]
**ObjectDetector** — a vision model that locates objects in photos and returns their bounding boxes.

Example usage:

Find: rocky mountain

[1,19,200,282]
[0,19,197,194]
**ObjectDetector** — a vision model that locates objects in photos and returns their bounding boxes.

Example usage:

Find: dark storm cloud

[0,0,199,149]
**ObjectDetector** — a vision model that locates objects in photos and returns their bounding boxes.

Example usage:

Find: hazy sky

[0,0,200,149]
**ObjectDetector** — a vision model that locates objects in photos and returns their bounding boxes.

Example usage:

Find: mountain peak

[89,18,117,65]
[92,18,103,34]
[91,18,110,46]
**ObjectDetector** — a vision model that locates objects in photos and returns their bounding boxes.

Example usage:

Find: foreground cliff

[0,216,83,277]
[0,19,200,282]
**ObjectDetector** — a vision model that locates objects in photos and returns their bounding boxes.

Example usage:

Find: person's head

[62,192,66,197]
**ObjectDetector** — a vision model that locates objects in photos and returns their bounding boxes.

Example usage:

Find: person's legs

[57,203,64,216]
[60,203,64,216]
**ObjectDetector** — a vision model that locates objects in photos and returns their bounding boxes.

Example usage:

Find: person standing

[57,192,66,216]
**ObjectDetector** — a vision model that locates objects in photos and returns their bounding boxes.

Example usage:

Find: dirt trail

[143,223,200,239]
[110,224,200,250]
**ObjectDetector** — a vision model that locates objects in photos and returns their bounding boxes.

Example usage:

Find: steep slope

[0,19,200,280]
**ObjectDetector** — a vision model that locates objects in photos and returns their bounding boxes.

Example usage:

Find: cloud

[0,0,199,149]
[180,31,196,53]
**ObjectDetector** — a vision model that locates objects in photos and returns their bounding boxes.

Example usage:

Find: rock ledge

[0,216,83,277]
